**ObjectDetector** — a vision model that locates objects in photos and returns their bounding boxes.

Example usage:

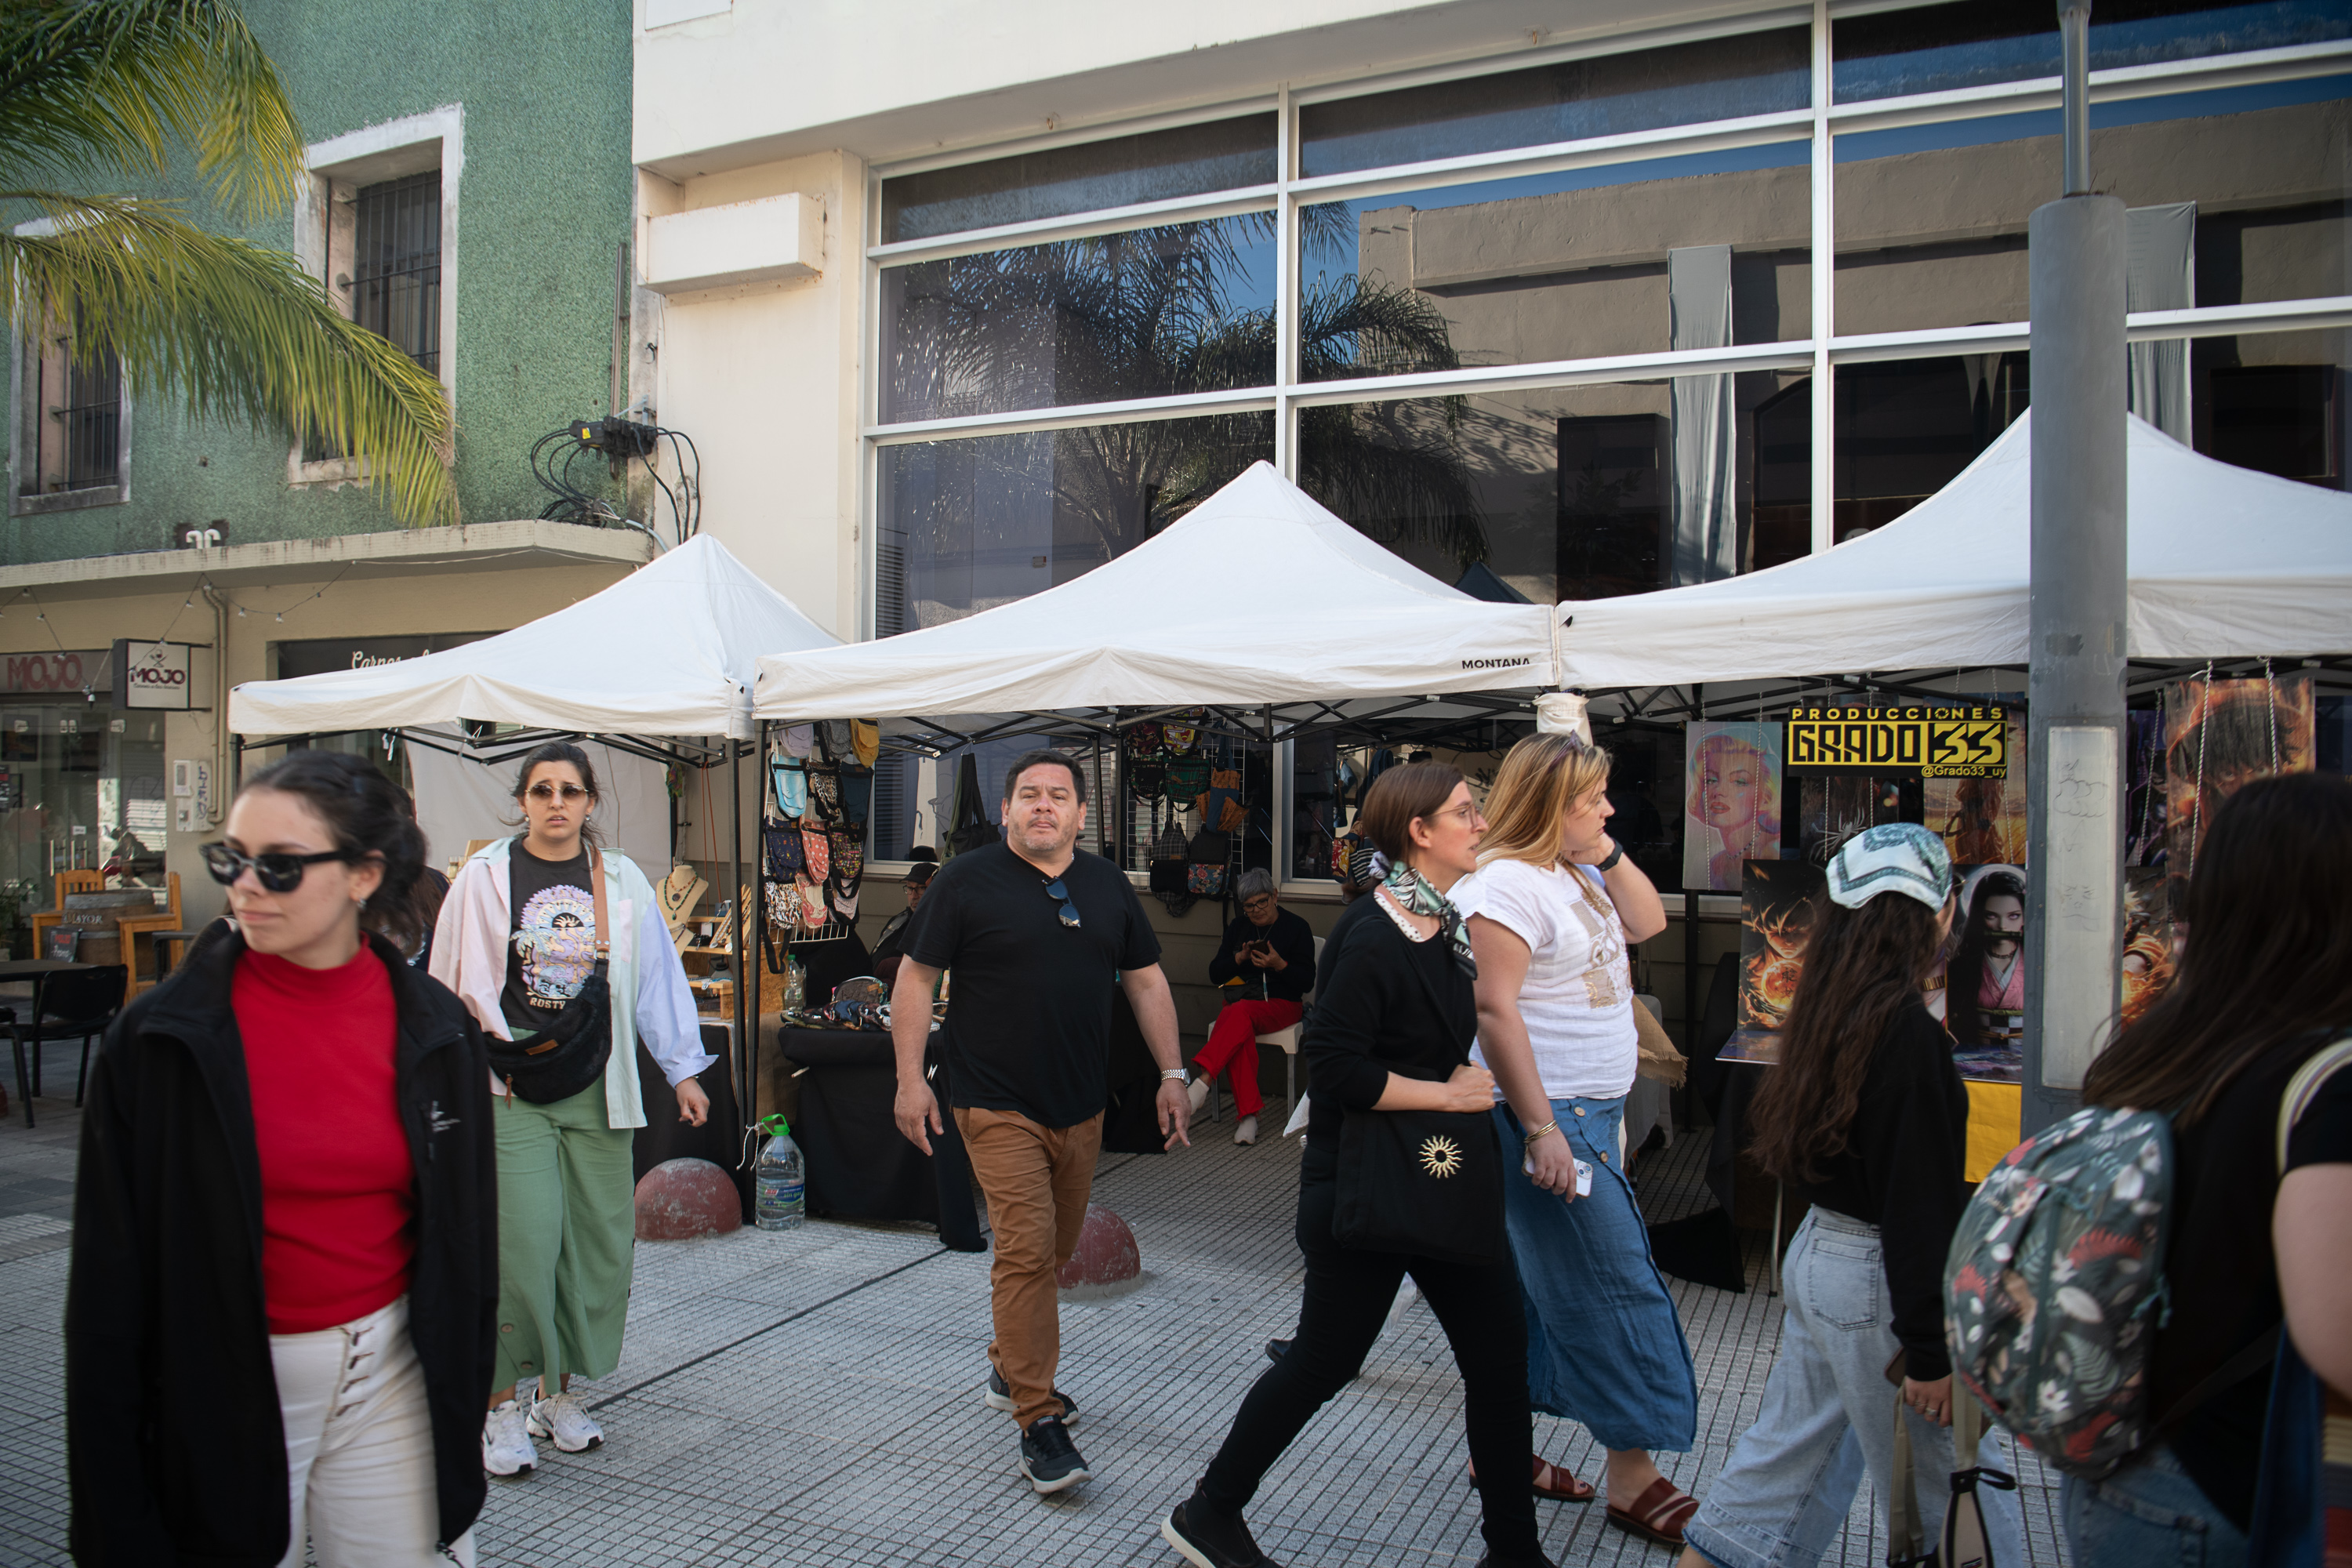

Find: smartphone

[1521,1154,1597,1199]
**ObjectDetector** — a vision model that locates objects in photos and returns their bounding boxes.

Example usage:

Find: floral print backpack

[1944,1105,2173,1479]
[1946,1033,2352,1480]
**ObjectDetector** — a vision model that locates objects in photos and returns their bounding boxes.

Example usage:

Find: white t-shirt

[1455,856,1637,1100]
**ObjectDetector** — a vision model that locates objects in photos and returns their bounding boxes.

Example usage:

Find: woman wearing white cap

[1676,823,2023,1568]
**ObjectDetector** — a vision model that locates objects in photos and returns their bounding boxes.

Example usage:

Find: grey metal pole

[2022,0,2128,1134]
[730,739,748,1145]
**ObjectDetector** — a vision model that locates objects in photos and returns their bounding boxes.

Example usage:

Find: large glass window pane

[1299,145,1811,381]
[876,414,1273,634]
[1829,354,2031,538]
[1835,77,2350,337]
[1300,376,1810,607]
[1300,28,1809,178]
[880,215,1277,422]
[2187,326,2349,491]
[1833,0,2351,103]
[880,115,1277,242]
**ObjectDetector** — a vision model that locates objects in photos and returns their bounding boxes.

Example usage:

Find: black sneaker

[1264,1337,1291,1364]
[984,1365,1080,1428]
[1019,1415,1091,1495]
[1162,1483,1282,1567]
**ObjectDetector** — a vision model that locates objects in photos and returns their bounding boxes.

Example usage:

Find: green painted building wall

[3,0,634,564]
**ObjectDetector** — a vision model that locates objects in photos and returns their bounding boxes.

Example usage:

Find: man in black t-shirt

[890,750,1189,1496]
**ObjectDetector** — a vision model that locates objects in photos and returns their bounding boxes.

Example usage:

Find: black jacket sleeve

[1863,1009,1972,1381]
[1300,909,1403,1113]
[65,1033,176,1561]
[1207,916,1250,989]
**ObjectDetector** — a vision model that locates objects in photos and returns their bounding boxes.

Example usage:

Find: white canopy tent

[230,534,839,742]
[750,462,1557,729]
[1554,412,2352,691]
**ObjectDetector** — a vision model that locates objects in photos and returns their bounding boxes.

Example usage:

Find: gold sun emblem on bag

[1418,1134,1464,1178]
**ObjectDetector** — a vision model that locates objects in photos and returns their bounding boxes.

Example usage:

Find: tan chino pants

[953,1106,1104,1429]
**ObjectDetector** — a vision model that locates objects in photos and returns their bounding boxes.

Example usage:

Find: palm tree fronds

[2,0,303,223]
[4,191,453,524]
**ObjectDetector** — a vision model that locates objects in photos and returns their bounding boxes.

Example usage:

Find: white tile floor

[0,1070,2070,1567]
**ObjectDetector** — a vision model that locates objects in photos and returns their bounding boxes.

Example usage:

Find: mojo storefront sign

[274,633,492,681]
[111,640,202,711]
[3,649,109,697]
[1784,704,2009,779]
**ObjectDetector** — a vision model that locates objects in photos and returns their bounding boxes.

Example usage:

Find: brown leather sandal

[1606,1475,1698,1548]
[1465,1453,1599,1504]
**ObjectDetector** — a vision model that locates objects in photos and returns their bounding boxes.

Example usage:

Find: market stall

[746,460,1562,1186]
[227,534,842,1177]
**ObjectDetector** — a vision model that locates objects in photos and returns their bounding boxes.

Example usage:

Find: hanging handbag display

[1185,826,1231,898]
[1331,1065,1507,1266]
[485,851,614,1105]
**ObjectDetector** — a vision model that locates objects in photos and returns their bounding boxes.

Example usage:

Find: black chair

[7,965,129,1128]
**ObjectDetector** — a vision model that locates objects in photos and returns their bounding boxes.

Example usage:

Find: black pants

[1200,1176,1543,1564]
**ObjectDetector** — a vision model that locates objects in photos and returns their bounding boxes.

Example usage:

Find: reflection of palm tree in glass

[890,212,1489,575]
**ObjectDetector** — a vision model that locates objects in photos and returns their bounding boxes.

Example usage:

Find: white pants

[270,1294,477,1568]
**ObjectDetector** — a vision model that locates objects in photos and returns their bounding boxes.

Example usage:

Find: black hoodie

[66,923,497,1566]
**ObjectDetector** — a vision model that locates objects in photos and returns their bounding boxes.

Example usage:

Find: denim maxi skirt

[1494,1095,1699,1453]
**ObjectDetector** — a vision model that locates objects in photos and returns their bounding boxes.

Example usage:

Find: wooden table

[0,959,95,1124]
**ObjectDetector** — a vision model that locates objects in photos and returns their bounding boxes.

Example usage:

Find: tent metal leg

[730,739,749,1156]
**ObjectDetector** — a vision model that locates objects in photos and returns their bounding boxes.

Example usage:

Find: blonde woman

[1456,732,1701,1551]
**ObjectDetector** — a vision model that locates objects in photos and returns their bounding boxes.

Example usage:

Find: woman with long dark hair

[1677,823,2021,1568]
[67,750,497,1565]
[2063,773,2352,1563]
[1161,762,1558,1568]
[1461,732,1697,1544]
[430,741,713,1477]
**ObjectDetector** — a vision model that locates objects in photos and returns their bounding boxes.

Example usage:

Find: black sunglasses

[203,842,357,893]
[1042,876,1081,928]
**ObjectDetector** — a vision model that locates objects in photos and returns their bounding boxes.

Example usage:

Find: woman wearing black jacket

[1676,824,2020,1568]
[67,751,497,1567]
[1161,761,1554,1568]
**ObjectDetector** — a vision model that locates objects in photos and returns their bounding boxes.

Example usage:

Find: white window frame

[9,216,132,517]
[288,104,463,488]
[853,5,2352,892]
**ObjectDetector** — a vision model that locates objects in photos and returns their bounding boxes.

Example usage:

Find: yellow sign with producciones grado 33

[1783,705,2009,778]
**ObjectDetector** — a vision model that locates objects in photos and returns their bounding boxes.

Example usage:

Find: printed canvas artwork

[1926,711,2029,868]
[1682,722,1784,891]
[2121,868,2175,1033]
[1942,862,2027,1084]
[1730,857,2034,1083]
[2163,672,2314,907]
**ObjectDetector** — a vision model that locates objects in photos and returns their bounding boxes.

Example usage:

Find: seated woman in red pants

[1185,869,1317,1145]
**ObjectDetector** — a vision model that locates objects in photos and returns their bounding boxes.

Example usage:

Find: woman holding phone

[1457,731,1697,1548]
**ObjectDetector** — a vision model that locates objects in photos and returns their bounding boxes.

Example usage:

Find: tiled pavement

[0,1053,2069,1567]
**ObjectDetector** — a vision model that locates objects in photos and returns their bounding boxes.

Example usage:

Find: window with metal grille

[60,329,120,489]
[351,170,441,372]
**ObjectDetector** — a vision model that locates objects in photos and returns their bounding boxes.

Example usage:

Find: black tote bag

[1331,1085,1508,1267]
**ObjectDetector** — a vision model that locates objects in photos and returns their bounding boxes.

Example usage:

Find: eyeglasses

[1042,876,1082,928]
[202,843,356,893]
[526,782,590,803]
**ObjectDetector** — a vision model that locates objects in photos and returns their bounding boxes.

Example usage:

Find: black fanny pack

[488,851,614,1105]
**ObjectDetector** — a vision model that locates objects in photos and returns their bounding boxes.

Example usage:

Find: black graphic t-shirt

[501,841,597,1037]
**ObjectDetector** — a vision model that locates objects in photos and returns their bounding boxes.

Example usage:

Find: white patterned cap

[1825,822,1953,911]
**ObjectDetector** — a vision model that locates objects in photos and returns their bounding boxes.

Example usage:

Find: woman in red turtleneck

[67,751,497,1568]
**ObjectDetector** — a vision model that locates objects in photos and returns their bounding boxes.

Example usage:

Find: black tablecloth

[777,1026,983,1250]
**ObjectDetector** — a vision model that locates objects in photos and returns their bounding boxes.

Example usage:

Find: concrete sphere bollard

[633,1157,742,1241]
[1055,1203,1142,1299]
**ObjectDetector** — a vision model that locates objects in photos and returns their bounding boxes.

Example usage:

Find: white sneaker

[1234,1115,1258,1146]
[482,1399,537,1477]
[528,1388,604,1452]
[1186,1076,1210,1115]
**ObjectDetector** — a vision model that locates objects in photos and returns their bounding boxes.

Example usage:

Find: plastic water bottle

[753,1114,804,1231]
